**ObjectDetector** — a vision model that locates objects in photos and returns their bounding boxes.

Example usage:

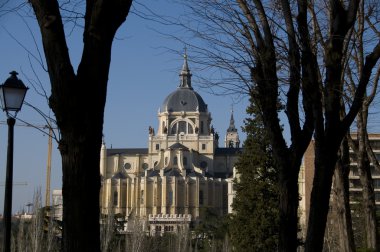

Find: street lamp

[0,71,28,252]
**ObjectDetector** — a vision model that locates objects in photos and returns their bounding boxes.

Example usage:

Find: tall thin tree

[28,1,133,251]
[230,95,279,251]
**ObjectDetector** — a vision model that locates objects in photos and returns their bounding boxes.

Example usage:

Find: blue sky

[0,1,249,212]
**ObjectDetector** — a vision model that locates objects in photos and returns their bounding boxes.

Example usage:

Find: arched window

[188,124,194,134]
[165,157,168,165]
[178,121,186,134]
[171,124,177,134]
[141,190,144,204]
[170,120,195,135]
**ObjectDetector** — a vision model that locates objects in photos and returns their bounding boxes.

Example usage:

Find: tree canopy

[230,98,279,251]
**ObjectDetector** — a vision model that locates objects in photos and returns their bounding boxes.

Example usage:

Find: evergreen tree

[230,99,279,251]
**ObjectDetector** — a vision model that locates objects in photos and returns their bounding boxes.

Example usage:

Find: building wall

[101,166,228,218]
[99,55,241,233]
[299,133,380,236]
[348,133,380,205]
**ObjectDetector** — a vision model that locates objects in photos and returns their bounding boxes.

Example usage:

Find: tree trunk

[305,140,342,252]
[279,166,301,252]
[29,1,133,251]
[359,157,377,251]
[60,125,102,251]
[332,138,355,252]
[364,131,380,250]
[356,110,378,251]
[180,1,380,251]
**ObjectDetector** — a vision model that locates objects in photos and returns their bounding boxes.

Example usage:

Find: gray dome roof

[161,53,208,113]
[161,87,208,113]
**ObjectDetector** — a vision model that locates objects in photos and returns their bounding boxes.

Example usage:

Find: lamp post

[0,71,28,252]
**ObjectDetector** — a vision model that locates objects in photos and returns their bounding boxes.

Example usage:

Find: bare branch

[343,41,380,129]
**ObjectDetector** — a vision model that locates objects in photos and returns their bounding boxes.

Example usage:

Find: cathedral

[99,54,241,235]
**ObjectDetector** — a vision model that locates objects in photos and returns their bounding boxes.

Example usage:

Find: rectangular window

[113,191,118,206]
[374,179,380,188]
[156,144,160,150]
[171,124,177,134]
[370,141,380,149]
[202,144,206,150]
[141,190,144,204]
[350,166,359,176]
[372,166,380,176]
[200,121,204,134]
[179,121,186,134]
[349,179,361,188]
[168,191,173,206]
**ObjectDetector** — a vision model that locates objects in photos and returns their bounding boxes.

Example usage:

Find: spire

[179,47,192,89]
[227,106,237,132]
[225,105,240,148]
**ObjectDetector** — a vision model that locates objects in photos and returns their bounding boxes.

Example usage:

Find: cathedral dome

[161,88,207,113]
[161,53,208,113]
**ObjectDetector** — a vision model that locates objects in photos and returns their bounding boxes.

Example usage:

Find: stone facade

[100,54,241,234]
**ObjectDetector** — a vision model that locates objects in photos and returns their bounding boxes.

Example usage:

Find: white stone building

[100,54,241,235]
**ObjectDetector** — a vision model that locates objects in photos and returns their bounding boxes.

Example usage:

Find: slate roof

[214,147,242,156]
[187,169,203,178]
[112,172,127,180]
[146,169,160,177]
[161,88,208,113]
[164,168,182,177]
[107,148,148,156]
[168,142,189,150]
[213,172,232,179]
[161,54,208,113]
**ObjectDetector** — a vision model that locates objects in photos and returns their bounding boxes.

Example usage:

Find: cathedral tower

[149,52,215,156]
[99,52,242,235]
[224,108,240,148]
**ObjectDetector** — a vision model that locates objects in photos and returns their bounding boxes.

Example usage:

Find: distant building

[348,134,380,204]
[52,189,63,221]
[298,133,380,239]
[99,54,241,235]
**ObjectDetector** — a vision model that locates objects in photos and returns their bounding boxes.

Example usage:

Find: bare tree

[24,1,133,251]
[161,0,380,251]
[343,1,380,250]
[100,208,116,252]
